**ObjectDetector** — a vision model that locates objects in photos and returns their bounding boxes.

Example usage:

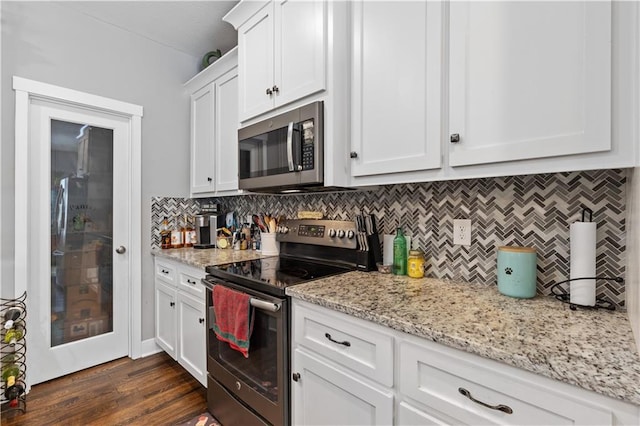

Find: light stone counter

[151,247,271,269]
[286,271,640,406]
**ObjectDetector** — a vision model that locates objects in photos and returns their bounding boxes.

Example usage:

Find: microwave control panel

[301,119,315,170]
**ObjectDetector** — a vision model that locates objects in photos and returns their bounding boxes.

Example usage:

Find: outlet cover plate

[453,219,471,246]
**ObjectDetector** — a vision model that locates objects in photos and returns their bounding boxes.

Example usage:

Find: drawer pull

[187,279,196,285]
[458,388,513,414]
[161,269,169,274]
[324,332,351,347]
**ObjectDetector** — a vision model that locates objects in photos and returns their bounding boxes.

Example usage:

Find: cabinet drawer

[155,261,176,285]
[293,302,393,387]
[398,339,611,425]
[178,269,205,299]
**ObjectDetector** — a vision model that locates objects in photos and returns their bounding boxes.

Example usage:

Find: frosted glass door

[51,120,114,346]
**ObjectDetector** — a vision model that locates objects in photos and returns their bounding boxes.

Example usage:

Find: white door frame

[12,77,144,375]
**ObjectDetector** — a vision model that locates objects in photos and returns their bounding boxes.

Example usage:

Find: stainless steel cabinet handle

[324,332,351,347]
[450,133,461,143]
[458,387,513,414]
[115,246,126,254]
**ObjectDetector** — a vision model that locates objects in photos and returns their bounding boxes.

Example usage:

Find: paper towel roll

[569,221,597,306]
[383,234,411,265]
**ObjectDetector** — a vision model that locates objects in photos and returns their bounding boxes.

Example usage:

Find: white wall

[1,2,197,340]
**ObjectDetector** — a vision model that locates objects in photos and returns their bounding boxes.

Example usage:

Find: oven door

[204,276,289,426]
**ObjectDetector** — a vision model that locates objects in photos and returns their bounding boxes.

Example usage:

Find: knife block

[356,233,383,271]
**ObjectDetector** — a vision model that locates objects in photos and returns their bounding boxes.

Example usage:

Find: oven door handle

[250,297,281,312]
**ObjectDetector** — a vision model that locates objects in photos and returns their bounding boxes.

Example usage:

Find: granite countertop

[286,271,640,406]
[151,247,268,269]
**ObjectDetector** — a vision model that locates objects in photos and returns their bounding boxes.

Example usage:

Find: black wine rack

[1,291,27,414]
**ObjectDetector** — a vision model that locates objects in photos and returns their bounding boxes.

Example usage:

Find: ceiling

[55,1,240,58]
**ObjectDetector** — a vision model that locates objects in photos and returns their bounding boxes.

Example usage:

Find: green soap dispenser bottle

[393,227,407,275]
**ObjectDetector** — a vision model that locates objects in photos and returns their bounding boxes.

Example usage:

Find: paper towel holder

[581,207,593,223]
[550,276,623,311]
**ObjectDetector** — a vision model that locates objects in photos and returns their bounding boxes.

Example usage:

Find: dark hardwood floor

[1,352,207,425]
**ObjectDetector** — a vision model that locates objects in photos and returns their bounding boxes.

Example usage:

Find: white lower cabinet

[177,291,206,386]
[293,348,393,425]
[154,258,207,387]
[292,301,394,425]
[154,280,177,358]
[291,299,640,426]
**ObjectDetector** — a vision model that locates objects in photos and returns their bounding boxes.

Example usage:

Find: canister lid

[498,246,536,253]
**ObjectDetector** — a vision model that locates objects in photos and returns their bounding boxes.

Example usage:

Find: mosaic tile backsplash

[152,169,627,308]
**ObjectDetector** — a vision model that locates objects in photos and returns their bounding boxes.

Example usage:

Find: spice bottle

[160,216,171,249]
[393,227,407,275]
[407,250,425,278]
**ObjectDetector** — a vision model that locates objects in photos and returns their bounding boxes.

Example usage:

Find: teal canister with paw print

[497,246,537,298]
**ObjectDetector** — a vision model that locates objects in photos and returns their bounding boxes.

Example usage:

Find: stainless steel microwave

[238,101,323,193]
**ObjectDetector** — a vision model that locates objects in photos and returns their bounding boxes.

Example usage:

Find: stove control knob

[328,229,337,238]
[346,230,355,239]
[337,229,346,238]
[279,226,289,234]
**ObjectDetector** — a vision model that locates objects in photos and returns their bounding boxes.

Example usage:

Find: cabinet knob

[207,177,212,182]
[450,133,461,143]
[272,85,279,94]
[350,151,358,159]
[266,88,273,95]
[292,372,301,382]
[199,318,205,324]
[170,302,175,307]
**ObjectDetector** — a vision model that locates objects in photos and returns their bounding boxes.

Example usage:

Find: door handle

[115,246,126,254]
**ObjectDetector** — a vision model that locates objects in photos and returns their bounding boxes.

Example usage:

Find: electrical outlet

[453,219,471,246]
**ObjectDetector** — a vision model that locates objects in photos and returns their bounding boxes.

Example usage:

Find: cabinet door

[292,349,393,425]
[350,1,442,177]
[177,291,206,387]
[190,83,215,194]
[215,68,239,193]
[449,1,611,167]
[238,3,274,121]
[155,281,177,359]
[275,0,326,108]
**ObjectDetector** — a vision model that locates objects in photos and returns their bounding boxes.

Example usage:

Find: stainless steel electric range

[201,218,380,426]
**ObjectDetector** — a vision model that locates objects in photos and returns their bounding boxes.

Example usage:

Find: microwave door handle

[287,121,295,172]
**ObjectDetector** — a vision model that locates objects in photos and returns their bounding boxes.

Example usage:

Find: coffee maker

[194,214,224,249]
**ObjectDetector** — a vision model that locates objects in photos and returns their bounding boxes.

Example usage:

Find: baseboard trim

[139,338,162,358]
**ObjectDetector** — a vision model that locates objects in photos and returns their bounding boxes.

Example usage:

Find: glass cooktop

[205,256,352,297]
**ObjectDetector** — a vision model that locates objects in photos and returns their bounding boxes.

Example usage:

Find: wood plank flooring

[1,352,207,426]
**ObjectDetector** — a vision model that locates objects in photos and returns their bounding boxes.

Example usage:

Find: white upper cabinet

[350,1,442,178]
[190,83,216,194]
[448,1,612,167]
[227,0,327,122]
[185,48,239,197]
[215,69,239,192]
